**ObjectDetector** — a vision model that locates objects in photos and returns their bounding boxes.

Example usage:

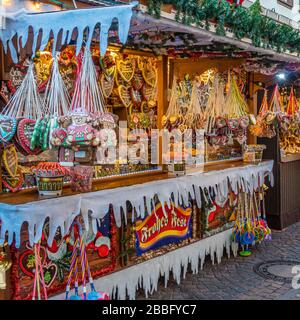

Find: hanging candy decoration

[32,243,48,300]
[268,84,284,124]
[280,86,300,154]
[70,49,106,114]
[65,222,109,300]
[44,54,70,150]
[205,75,226,134]
[33,50,54,93]
[1,62,45,155]
[2,62,44,119]
[232,189,271,256]
[286,86,299,117]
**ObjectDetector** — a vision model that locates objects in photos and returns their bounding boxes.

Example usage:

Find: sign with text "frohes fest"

[135,203,192,256]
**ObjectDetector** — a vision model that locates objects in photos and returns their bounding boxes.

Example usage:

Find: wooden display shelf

[280,153,300,163]
[0,160,263,205]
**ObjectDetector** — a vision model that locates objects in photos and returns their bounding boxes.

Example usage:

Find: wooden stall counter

[0,160,264,205]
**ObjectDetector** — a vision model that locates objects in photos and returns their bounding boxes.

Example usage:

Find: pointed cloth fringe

[0,161,274,248]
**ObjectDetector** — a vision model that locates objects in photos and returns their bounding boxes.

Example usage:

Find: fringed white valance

[0,2,138,63]
[0,161,274,248]
[51,228,235,300]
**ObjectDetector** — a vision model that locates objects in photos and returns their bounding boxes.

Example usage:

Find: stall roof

[128,4,300,65]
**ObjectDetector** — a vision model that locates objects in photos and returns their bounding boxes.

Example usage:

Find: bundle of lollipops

[205,75,249,146]
[162,75,205,133]
[250,85,291,140]
[280,87,300,154]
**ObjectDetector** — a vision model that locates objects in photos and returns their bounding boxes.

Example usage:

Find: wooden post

[156,55,168,166]
[248,71,257,145]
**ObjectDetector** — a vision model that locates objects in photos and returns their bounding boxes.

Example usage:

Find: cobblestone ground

[137,222,300,300]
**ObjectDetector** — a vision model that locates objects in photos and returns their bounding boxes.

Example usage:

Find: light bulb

[34,0,40,9]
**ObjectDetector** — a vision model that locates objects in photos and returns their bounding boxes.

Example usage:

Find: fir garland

[146,0,300,54]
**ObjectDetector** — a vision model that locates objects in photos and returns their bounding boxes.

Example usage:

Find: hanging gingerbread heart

[130,88,142,107]
[7,63,27,94]
[43,263,58,288]
[2,144,18,178]
[132,71,145,91]
[141,101,150,114]
[17,119,42,155]
[142,84,156,101]
[34,51,53,93]
[142,62,157,87]
[2,167,24,193]
[19,244,47,277]
[104,65,116,80]
[118,85,132,108]
[100,74,114,99]
[0,115,17,143]
[117,58,135,83]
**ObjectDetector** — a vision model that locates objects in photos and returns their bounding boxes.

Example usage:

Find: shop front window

[277,0,294,8]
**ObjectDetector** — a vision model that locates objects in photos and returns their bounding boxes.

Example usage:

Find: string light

[34,0,40,10]
[2,0,11,6]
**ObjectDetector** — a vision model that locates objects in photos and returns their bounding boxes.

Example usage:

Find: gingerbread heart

[130,88,142,107]
[0,115,17,143]
[132,71,145,91]
[19,245,47,278]
[2,144,18,177]
[142,84,156,101]
[43,263,57,288]
[17,119,42,155]
[104,65,116,80]
[2,167,24,192]
[118,85,132,108]
[117,59,135,83]
[142,63,157,87]
[100,74,114,99]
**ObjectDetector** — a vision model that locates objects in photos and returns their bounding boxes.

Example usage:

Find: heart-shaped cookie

[19,245,47,278]
[2,167,24,192]
[17,119,42,155]
[142,84,156,101]
[118,85,132,108]
[2,144,18,177]
[142,63,157,87]
[130,88,142,107]
[43,263,57,288]
[100,74,114,99]
[132,71,145,91]
[117,59,135,83]
[104,65,116,80]
[0,115,17,143]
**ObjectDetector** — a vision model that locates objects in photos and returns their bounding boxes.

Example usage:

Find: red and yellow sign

[135,203,192,255]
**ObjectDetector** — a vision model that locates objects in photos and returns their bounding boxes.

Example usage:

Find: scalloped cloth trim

[0,160,274,248]
[51,228,235,300]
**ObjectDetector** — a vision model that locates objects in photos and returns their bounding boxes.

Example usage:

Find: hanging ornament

[2,144,18,178]
[117,58,136,83]
[33,50,54,93]
[70,49,106,114]
[32,243,48,300]
[2,62,44,119]
[2,167,24,192]
[100,74,115,99]
[0,115,17,143]
[142,61,157,87]
[118,85,133,108]
[65,222,109,301]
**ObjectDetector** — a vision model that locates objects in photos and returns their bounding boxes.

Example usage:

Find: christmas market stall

[2,0,300,300]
